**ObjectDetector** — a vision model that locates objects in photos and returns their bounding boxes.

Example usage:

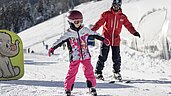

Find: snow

[1,0,171,96]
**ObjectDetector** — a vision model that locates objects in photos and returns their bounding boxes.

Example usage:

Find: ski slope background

[1,0,171,96]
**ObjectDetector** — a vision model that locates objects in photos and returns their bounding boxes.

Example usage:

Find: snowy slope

[18,0,171,58]
[1,0,171,96]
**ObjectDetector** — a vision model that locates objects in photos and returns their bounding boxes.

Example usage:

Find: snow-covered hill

[1,0,171,96]
[18,0,171,59]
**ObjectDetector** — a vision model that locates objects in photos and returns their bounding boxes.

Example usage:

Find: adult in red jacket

[91,0,140,81]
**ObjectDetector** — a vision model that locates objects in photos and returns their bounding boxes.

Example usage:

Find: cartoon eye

[6,43,10,48]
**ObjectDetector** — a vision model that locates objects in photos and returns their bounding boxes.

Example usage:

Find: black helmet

[112,0,122,6]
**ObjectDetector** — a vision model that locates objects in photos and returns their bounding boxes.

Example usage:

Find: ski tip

[125,80,131,83]
[109,81,115,83]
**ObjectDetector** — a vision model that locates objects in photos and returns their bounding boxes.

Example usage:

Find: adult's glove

[48,48,54,56]
[133,32,141,38]
[103,38,110,46]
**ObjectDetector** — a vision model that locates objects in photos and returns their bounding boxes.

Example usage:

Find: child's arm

[48,33,69,56]
[86,27,104,41]
[87,28,110,46]
[88,35,104,41]
[89,34,110,46]
[52,38,68,50]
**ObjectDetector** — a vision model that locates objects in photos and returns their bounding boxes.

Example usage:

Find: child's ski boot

[65,90,71,96]
[89,87,97,96]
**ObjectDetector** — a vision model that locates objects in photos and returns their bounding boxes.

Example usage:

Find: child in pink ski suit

[48,10,110,96]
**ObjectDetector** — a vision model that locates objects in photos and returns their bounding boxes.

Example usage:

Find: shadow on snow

[0,80,133,89]
[1,79,171,88]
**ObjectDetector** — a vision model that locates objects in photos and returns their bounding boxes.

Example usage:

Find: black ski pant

[95,43,121,74]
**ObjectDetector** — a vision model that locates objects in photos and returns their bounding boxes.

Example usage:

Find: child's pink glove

[48,48,54,56]
[103,38,110,46]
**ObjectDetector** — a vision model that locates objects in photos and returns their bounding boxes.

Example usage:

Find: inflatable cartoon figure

[0,32,20,78]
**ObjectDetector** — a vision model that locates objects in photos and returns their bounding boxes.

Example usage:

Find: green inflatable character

[0,30,24,80]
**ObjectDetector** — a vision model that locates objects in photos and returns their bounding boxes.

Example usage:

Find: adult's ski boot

[95,73,104,81]
[113,72,122,81]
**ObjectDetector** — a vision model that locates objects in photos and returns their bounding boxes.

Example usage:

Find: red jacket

[91,8,137,46]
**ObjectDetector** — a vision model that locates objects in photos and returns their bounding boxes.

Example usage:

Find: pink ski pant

[64,59,96,90]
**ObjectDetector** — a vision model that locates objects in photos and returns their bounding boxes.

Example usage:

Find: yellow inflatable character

[0,30,24,80]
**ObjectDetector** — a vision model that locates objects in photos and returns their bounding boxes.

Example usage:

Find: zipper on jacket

[76,30,84,60]
[112,15,117,46]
